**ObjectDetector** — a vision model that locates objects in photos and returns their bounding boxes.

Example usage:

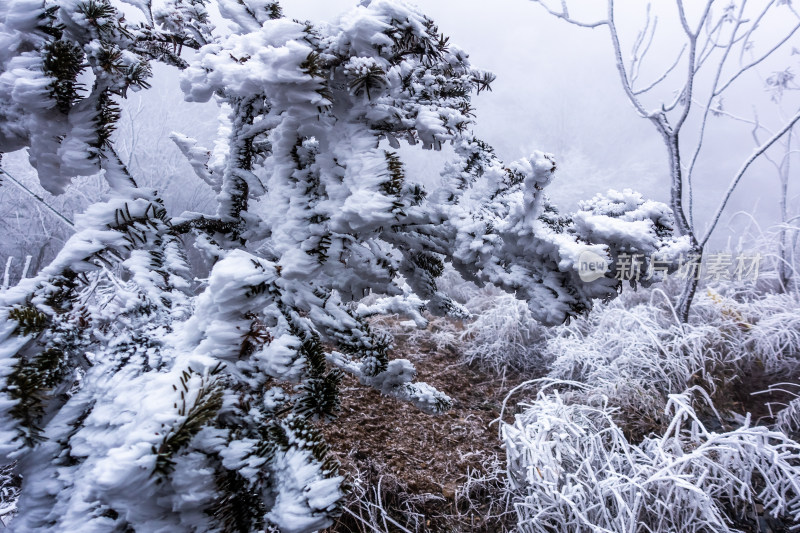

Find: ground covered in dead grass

[321,318,533,532]
[320,277,800,532]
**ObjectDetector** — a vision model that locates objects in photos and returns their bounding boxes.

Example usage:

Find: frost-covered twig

[702,107,800,248]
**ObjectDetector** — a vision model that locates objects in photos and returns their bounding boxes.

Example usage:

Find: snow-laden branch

[0,1,690,530]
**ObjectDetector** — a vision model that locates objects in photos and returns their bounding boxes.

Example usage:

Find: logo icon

[577,250,609,282]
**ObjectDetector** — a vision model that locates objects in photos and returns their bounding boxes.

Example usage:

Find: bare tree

[531,0,800,321]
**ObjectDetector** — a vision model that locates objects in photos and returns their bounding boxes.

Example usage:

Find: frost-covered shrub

[437,268,479,305]
[767,382,800,442]
[0,462,18,525]
[460,293,549,374]
[544,297,691,436]
[503,389,800,532]
[540,284,800,438]
[495,268,800,531]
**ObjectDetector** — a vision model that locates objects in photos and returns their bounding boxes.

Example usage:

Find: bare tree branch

[530,0,608,28]
[0,168,75,231]
[685,1,748,230]
[630,4,657,86]
[716,20,800,96]
[701,107,800,247]
[606,0,661,120]
[633,44,686,95]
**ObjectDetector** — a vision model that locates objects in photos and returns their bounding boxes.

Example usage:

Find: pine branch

[7,347,69,447]
[152,367,224,478]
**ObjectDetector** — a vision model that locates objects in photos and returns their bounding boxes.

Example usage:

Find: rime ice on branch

[0,0,688,530]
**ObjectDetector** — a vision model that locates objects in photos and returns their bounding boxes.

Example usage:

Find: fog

[2,0,798,275]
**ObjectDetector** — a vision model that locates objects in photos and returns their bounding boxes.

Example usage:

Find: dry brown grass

[320,317,528,532]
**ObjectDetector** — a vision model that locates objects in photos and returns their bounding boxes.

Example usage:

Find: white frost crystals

[504,389,800,532]
[0,0,689,531]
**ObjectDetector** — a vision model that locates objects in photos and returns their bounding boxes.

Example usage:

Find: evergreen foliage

[152,366,224,478]
[0,0,689,530]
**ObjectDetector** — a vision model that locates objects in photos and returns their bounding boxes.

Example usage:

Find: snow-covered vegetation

[504,389,800,532]
[314,268,800,532]
[2,0,800,531]
[497,277,800,531]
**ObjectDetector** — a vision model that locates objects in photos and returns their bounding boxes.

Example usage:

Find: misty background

[2,0,797,277]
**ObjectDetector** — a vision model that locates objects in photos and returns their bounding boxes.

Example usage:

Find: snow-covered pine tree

[0,0,690,530]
